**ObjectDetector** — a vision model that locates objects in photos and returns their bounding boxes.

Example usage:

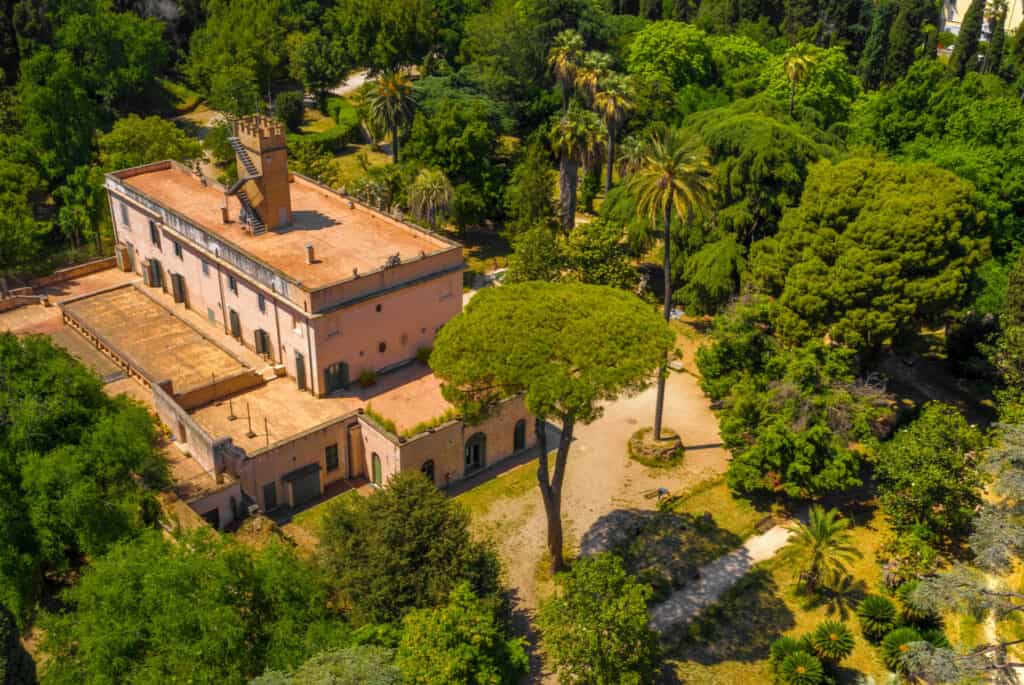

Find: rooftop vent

[305,243,315,265]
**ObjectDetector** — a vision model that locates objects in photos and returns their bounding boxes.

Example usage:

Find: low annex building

[64,115,533,528]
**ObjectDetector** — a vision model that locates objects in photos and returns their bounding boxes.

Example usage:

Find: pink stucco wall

[110,190,461,397]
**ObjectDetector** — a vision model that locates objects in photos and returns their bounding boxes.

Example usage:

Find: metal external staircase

[235,188,266,235]
[229,136,259,176]
[226,137,267,235]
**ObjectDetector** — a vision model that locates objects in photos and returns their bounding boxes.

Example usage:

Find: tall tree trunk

[559,155,578,232]
[605,128,616,193]
[535,413,576,574]
[391,125,399,164]
[653,198,673,440]
[789,81,796,116]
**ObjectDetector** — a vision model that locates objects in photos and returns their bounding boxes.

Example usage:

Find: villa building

[60,115,533,529]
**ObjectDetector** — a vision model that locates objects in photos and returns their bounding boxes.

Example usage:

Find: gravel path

[649,524,794,631]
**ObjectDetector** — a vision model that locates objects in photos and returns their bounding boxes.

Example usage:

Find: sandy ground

[330,70,371,96]
[476,326,730,610]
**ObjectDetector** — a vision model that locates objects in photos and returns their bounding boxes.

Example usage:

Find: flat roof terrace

[61,284,248,393]
[190,362,453,454]
[119,164,455,291]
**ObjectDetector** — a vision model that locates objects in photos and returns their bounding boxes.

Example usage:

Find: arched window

[465,433,486,473]
[371,453,382,486]
[514,419,526,451]
[421,459,435,485]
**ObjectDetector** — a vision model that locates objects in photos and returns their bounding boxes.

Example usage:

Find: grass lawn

[300,109,337,134]
[291,489,359,536]
[670,477,765,541]
[331,145,391,187]
[459,230,513,288]
[455,459,539,519]
[665,503,891,684]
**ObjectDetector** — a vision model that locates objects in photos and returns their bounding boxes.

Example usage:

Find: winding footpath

[649,523,794,631]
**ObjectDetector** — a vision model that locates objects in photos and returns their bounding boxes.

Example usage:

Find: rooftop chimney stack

[305,243,315,265]
[233,115,293,230]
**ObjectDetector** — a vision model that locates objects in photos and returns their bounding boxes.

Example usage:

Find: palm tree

[551,105,606,232]
[408,168,454,228]
[783,45,816,117]
[592,73,636,193]
[785,506,862,593]
[548,29,585,113]
[616,135,645,178]
[626,127,713,440]
[575,50,614,103]
[367,70,415,164]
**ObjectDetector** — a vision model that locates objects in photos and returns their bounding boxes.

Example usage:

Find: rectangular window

[325,444,339,472]
[258,293,266,313]
[173,241,183,259]
[120,202,130,229]
[228,275,238,294]
[207,307,216,324]
[202,260,210,277]
[149,220,161,248]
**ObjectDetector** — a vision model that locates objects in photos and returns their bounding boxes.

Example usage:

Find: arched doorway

[464,433,486,473]
[514,419,526,451]
[371,452,382,486]
[421,459,435,485]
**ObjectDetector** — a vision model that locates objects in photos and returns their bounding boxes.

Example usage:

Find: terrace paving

[190,361,452,454]
[62,284,248,393]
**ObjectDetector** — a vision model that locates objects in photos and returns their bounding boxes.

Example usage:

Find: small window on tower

[378,341,386,353]
[120,202,130,229]
[202,261,210,277]
[375,304,382,312]
[258,293,266,313]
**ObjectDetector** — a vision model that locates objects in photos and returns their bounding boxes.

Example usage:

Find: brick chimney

[234,115,293,230]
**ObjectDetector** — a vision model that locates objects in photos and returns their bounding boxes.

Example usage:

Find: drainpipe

[272,294,283,365]
[305,313,315,395]
[214,249,229,336]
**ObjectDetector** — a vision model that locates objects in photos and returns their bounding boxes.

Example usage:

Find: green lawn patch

[292,489,359,536]
[159,78,202,114]
[331,145,391,187]
[670,477,766,542]
[665,504,890,684]
[455,459,538,518]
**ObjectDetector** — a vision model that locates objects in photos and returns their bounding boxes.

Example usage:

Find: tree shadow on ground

[504,588,545,684]
[580,508,744,604]
[662,567,795,666]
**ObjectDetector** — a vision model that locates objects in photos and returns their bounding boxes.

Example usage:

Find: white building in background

[943,0,1022,37]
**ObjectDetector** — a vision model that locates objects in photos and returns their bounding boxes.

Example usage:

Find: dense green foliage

[396,583,527,684]
[317,472,500,625]
[252,646,400,685]
[875,402,986,541]
[0,334,165,624]
[537,554,660,684]
[41,531,347,684]
[750,156,983,352]
[785,506,861,592]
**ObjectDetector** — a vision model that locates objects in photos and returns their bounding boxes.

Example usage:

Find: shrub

[363,404,397,435]
[770,636,808,667]
[810,620,855,663]
[778,650,824,685]
[880,627,922,673]
[857,594,897,642]
[359,369,377,388]
[896,580,939,626]
[416,345,433,364]
[920,628,950,650]
[275,90,305,131]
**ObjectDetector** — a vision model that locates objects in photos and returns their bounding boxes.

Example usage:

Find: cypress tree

[950,0,987,75]
[783,0,820,43]
[861,0,896,88]
[886,0,924,80]
[984,0,1008,74]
